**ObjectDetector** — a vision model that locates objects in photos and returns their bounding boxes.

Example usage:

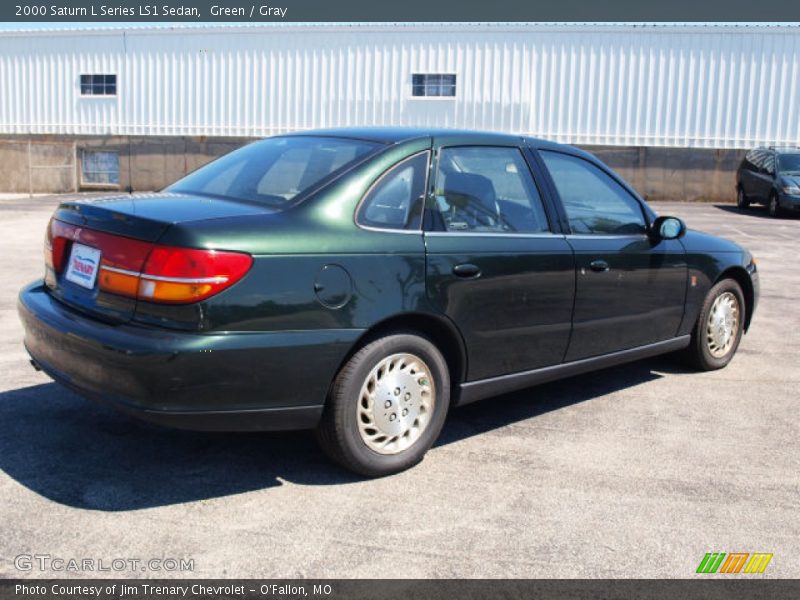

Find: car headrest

[442,172,496,210]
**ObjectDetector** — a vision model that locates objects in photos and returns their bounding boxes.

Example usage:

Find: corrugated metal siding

[1,24,799,148]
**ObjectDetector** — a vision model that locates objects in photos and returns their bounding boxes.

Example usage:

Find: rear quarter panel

[134,138,435,333]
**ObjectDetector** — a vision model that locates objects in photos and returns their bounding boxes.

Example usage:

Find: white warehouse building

[1,22,799,199]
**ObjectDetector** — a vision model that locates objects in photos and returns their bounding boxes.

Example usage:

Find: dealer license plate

[64,243,102,290]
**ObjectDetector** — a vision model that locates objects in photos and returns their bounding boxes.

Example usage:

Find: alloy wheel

[706,291,740,358]
[356,353,436,455]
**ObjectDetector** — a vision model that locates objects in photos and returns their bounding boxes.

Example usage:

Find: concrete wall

[0,135,745,202]
[0,138,76,193]
[586,146,745,202]
[0,135,245,194]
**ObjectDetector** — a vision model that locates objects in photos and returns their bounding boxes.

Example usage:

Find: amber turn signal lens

[99,269,140,298]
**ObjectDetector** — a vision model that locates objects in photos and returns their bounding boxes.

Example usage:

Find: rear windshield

[167,136,381,207]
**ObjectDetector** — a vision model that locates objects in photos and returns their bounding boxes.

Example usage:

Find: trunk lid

[46,192,273,323]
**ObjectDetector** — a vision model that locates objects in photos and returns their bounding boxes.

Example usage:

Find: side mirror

[650,216,686,241]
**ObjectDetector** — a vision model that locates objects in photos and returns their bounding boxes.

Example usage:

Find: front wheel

[316,333,450,477]
[684,279,745,371]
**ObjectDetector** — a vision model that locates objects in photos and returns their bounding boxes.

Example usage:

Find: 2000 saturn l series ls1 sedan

[18,128,759,476]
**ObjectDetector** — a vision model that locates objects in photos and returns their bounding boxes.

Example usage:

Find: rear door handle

[453,263,482,278]
[589,260,610,273]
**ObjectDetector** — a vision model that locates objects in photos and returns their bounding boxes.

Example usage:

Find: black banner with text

[3,0,800,23]
[3,580,800,600]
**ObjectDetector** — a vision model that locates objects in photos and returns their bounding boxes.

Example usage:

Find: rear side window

[744,150,756,170]
[428,146,549,233]
[357,152,429,231]
[540,151,646,235]
[747,149,768,172]
[168,136,380,208]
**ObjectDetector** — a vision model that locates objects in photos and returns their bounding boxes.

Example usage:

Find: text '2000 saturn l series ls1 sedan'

[18,128,759,476]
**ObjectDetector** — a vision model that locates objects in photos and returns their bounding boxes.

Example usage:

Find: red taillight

[44,218,252,304]
[44,218,69,273]
[95,234,156,298]
[137,246,253,304]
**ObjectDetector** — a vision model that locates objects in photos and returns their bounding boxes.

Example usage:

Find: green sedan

[18,128,759,476]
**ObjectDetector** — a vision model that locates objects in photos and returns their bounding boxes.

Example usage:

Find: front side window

[427,146,549,233]
[777,153,800,173]
[168,136,380,208]
[357,152,429,230]
[80,74,116,96]
[540,151,646,235]
[411,74,457,97]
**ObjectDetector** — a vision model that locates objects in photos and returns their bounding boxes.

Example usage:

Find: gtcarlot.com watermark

[14,554,194,573]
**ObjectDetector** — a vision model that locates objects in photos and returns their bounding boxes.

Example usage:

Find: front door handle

[589,260,610,273]
[453,263,482,278]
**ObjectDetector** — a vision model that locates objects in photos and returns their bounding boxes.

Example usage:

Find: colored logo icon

[696,552,773,574]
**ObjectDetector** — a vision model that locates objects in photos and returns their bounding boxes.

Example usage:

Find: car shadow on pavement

[0,383,359,511]
[713,204,797,219]
[0,356,687,511]
[438,356,674,447]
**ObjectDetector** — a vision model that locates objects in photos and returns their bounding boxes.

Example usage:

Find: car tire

[736,187,750,209]
[768,192,782,218]
[684,279,746,371]
[316,332,450,477]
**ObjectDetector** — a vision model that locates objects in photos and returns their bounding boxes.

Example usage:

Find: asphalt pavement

[0,194,797,578]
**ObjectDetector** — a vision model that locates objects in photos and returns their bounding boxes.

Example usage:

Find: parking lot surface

[0,195,797,578]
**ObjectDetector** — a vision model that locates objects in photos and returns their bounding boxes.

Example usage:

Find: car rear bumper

[18,281,363,431]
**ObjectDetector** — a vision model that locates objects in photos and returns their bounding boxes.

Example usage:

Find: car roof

[773,147,800,154]
[286,126,567,149]
[751,146,800,154]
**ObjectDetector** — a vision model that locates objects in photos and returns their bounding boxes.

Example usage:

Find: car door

[760,153,777,199]
[739,151,759,199]
[745,149,773,202]
[423,139,575,381]
[536,148,687,361]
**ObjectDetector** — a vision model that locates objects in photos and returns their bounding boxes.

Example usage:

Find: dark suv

[736,147,800,217]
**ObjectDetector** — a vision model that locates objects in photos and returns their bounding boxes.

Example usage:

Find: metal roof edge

[1,22,799,38]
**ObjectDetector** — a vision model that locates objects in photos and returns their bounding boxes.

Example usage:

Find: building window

[80,74,117,96]
[411,74,456,98]
[81,150,120,186]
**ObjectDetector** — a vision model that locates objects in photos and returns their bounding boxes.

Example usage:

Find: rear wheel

[736,187,750,209]
[768,192,782,218]
[316,333,450,477]
[684,279,745,371]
